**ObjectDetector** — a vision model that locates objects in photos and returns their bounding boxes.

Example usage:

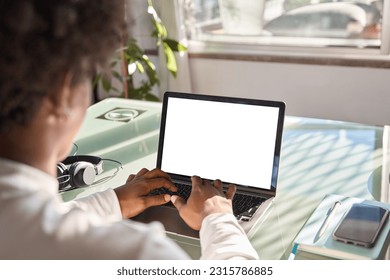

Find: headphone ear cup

[68,162,96,188]
[57,162,70,190]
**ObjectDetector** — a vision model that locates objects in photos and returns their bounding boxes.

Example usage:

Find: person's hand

[114,168,177,218]
[171,176,236,230]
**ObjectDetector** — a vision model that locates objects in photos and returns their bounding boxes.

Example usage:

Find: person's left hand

[114,168,177,218]
[171,176,236,230]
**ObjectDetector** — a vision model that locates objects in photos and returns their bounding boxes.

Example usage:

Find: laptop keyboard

[149,183,266,220]
[233,193,266,218]
[149,183,191,200]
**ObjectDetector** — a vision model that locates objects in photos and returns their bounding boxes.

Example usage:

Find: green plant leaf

[101,76,112,92]
[141,55,156,70]
[109,60,119,68]
[135,61,145,73]
[123,39,145,63]
[152,20,168,40]
[112,70,123,82]
[140,54,159,85]
[163,42,177,77]
[163,39,187,52]
[144,64,159,86]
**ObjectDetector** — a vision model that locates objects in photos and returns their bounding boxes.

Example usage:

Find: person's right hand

[114,168,177,219]
[170,176,236,230]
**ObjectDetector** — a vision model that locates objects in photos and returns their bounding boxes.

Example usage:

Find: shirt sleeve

[64,190,258,260]
[199,213,259,260]
[62,188,122,223]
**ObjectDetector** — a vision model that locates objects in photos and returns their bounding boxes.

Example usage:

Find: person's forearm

[63,189,122,222]
[199,213,259,260]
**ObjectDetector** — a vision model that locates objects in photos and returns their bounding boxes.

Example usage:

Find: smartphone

[332,203,389,248]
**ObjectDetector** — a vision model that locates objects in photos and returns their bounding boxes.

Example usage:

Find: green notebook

[290,194,390,260]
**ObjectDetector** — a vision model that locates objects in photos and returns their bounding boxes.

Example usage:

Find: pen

[288,243,299,260]
[314,201,341,242]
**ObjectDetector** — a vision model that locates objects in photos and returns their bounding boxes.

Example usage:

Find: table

[61,98,390,259]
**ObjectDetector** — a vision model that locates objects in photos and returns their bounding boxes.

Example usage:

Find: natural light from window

[182,0,385,51]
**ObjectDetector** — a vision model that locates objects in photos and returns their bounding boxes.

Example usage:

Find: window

[181,0,389,58]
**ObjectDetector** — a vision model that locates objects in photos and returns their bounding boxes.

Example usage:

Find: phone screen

[333,203,389,248]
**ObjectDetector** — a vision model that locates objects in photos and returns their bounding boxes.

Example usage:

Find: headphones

[57,155,104,191]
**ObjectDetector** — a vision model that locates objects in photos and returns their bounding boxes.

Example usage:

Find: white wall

[187,58,390,125]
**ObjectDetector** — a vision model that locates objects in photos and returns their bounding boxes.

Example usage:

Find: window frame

[183,0,390,68]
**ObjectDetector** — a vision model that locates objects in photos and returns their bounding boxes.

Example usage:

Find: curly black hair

[0,0,124,133]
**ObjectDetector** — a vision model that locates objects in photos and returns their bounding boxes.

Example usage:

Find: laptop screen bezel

[156,91,285,196]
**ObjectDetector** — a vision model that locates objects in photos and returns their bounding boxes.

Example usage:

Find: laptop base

[131,204,200,238]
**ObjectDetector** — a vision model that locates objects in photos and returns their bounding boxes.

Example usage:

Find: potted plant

[94,0,187,101]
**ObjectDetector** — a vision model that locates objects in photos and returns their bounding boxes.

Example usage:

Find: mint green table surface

[61,98,389,259]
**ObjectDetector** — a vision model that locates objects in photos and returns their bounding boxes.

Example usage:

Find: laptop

[132,92,285,238]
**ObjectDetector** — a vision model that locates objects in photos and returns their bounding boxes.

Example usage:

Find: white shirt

[0,158,258,259]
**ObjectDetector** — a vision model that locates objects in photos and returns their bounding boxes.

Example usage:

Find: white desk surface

[62,98,389,259]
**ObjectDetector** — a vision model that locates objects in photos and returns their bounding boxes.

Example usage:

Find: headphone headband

[61,155,103,175]
[58,155,122,192]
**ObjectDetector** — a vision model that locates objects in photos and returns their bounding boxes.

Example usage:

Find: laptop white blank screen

[161,97,280,190]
